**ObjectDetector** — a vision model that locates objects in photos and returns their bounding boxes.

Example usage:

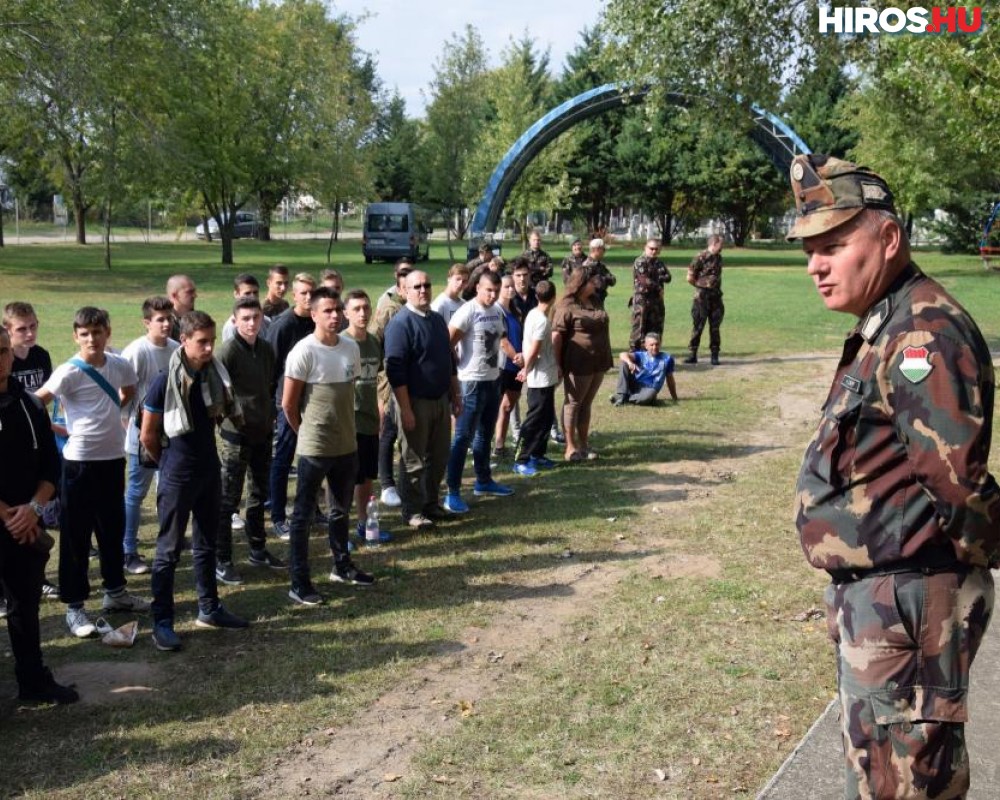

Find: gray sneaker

[66,607,97,638]
[215,561,244,585]
[272,520,291,541]
[101,590,151,613]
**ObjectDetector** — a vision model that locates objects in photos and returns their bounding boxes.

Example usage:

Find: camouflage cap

[786,154,895,241]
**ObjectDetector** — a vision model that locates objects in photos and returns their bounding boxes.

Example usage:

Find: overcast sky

[332,0,606,117]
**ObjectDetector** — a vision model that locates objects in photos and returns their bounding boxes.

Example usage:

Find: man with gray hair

[611,333,677,407]
[582,238,616,309]
[789,153,999,799]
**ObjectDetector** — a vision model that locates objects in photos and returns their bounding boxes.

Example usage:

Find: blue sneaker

[512,462,538,477]
[443,493,470,514]
[473,480,515,497]
[152,620,181,651]
[531,456,556,470]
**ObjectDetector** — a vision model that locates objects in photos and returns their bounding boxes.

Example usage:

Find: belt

[826,545,966,584]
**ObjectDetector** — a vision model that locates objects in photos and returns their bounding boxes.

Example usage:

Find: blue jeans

[150,470,221,623]
[288,453,357,591]
[124,452,157,556]
[269,407,297,524]
[446,378,501,492]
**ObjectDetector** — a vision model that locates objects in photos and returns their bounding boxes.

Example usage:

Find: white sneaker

[380,486,402,507]
[66,607,97,638]
[231,513,246,531]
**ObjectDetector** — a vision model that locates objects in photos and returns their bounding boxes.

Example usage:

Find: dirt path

[245,356,835,799]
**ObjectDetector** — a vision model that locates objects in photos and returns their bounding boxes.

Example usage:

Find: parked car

[195,211,259,239]
[362,202,431,263]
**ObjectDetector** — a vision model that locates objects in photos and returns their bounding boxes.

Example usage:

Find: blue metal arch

[469,83,812,238]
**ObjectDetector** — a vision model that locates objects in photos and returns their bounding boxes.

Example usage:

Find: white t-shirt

[431,293,464,325]
[284,334,361,457]
[449,300,505,382]
[523,308,558,388]
[121,336,179,454]
[42,354,138,461]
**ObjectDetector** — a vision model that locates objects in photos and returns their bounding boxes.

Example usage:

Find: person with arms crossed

[788,154,1000,800]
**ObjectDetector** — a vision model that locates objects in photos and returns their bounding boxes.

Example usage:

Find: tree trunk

[103,196,112,270]
[221,231,234,265]
[333,198,341,242]
[73,197,87,244]
[0,205,5,247]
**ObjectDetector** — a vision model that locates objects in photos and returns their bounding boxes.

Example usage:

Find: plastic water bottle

[365,495,381,546]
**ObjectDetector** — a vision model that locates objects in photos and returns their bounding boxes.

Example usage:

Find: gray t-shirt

[431,293,464,325]
[284,334,360,457]
[121,336,179,454]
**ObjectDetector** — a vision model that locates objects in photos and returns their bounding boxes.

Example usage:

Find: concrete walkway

[758,570,1000,799]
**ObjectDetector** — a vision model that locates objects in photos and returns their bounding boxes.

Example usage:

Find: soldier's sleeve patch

[899,345,933,384]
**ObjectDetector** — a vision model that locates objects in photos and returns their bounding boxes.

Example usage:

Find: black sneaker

[289,585,324,606]
[329,563,375,587]
[248,549,287,569]
[710,353,720,366]
[196,603,249,629]
[17,668,79,705]
[124,553,150,575]
[215,561,244,585]
[152,619,181,651]
[683,354,697,364]
[41,580,60,600]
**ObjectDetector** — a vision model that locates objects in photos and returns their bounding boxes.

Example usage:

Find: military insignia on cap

[861,182,889,204]
[791,162,804,181]
[899,345,933,383]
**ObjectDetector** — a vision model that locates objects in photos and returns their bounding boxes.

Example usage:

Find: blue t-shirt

[502,307,523,374]
[144,371,219,478]
[633,351,674,392]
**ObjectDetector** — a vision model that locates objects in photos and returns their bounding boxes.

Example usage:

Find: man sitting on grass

[610,333,678,407]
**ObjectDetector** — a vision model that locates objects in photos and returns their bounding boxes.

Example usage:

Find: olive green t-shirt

[284,334,360,457]
[342,332,382,436]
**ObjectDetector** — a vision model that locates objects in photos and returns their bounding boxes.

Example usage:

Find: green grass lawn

[0,239,996,798]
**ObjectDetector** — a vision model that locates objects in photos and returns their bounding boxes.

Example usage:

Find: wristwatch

[29,499,45,518]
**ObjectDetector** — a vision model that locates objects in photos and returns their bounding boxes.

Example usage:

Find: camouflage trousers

[688,289,724,355]
[629,295,665,351]
[825,567,994,799]
[217,438,272,562]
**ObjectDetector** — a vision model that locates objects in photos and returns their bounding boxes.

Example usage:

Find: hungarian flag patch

[899,345,933,383]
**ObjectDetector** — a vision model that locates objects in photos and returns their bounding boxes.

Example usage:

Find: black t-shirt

[144,371,219,478]
[12,345,53,391]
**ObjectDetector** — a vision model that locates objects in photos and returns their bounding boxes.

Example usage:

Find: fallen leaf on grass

[791,607,825,622]
[653,768,668,782]
[323,728,337,736]
[487,651,504,663]
[432,775,456,785]
[457,700,475,717]
[383,774,402,783]
[606,516,617,522]
[692,757,701,766]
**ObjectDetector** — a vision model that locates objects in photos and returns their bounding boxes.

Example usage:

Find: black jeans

[1,524,46,688]
[269,408,297,525]
[378,401,398,490]
[288,452,357,591]
[58,458,127,605]
[516,385,556,462]
[151,470,221,623]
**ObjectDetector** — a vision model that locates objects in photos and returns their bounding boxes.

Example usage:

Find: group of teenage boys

[2,234,703,701]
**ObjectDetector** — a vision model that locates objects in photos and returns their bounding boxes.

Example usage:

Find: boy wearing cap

[789,153,999,799]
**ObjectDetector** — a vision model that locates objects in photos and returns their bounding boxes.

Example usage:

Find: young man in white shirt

[431,263,470,325]
[37,307,148,638]
[444,270,518,513]
[282,288,375,605]
[513,280,560,475]
[121,296,180,575]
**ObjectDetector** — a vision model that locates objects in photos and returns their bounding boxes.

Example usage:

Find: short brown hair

[3,301,37,327]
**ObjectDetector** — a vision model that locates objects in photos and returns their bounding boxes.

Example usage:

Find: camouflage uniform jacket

[371,290,406,408]
[520,248,552,284]
[795,264,1000,572]
[561,253,586,282]
[687,249,722,291]
[582,257,616,292]
[632,255,671,300]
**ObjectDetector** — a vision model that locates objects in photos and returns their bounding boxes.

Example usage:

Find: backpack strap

[68,358,120,407]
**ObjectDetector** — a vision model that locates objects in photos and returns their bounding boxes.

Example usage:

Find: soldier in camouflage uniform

[465,243,493,272]
[684,235,724,365]
[520,231,552,286]
[582,238,616,310]
[789,154,1000,800]
[629,238,671,350]
[561,238,586,284]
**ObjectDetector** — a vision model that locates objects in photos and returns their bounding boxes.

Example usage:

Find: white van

[362,202,431,263]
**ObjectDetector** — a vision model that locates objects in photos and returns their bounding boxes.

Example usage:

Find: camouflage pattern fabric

[371,291,405,408]
[630,254,671,349]
[826,568,993,799]
[797,263,1000,799]
[520,247,552,285]
[561,253,585,284]
[687,248,722,290]
[216,438,271,562]
[582,257,616,309]
[688,289,724,356]
[795,265,1000,572]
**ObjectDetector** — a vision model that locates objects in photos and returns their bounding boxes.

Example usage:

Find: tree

[369,91,422,202]
[416,25,491,252]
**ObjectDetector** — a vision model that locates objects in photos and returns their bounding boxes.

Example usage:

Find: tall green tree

[370,91,422,202]
[416,24,491,251]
